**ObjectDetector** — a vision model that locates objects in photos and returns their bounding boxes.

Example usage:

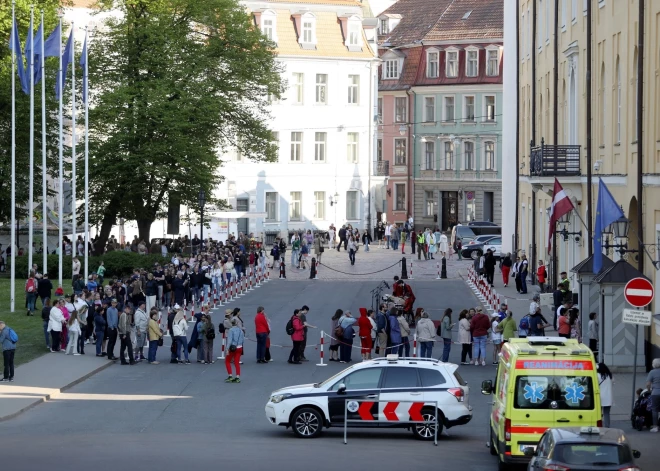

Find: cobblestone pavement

[268,242,473,281]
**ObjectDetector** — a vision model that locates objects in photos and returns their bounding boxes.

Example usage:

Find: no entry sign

[624,277,654,308]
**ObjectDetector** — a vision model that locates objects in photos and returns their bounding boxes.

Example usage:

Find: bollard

[413,333,417,358]
[217,330,226,360]
[441,257,447,279]
[436,261,441,280]
[401,257,408,280]
[310,257,317,280]
[409,262,414,280]
[316,330,327,366]
[279,260,286,279]
[248,268,254,291]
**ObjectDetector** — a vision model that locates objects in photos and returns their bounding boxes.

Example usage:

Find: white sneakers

[651,427,659,433]
[481,360,487,366]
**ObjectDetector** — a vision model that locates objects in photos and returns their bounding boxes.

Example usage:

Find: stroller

[631,389,653,431]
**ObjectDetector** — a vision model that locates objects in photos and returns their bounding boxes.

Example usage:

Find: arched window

[600,63,605,146]
[616,56,621,144]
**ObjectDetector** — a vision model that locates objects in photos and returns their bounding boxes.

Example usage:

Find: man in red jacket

[470,307,490,366]
[254,306,270,363]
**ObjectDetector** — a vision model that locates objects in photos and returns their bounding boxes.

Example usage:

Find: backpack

[285,316,295,336]
[206,327,216,340]
[436,323,442,336]
[26,278,36,293]
[218,323,226,334]
[518,316,530,335]
[6,327,18,343]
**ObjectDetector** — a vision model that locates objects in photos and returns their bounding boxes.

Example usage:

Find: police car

[265,356,472,439]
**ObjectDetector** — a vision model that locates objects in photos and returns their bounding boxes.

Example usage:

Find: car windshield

[318,364,358,388]
[553,444,632,465]
[514,375,594,410]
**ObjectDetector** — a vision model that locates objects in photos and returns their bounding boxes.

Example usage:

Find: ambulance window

[514,375,594,410]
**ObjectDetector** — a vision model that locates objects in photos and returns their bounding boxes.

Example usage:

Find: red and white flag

[547,179,575,252]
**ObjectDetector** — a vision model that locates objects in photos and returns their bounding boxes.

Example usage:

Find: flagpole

[83,28,89,280]
[71,22,77,263]
[58,15,63,288]
[10,0,17,313]
[28,6,35,276]
[41,9,47,275]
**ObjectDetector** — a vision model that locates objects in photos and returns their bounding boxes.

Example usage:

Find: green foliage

[12,251,170,282]
[0,0,68,224]
[87,0,284,243]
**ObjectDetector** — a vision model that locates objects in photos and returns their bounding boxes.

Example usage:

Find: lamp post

[198,189,206,252]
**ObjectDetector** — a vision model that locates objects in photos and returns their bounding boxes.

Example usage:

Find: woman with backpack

[288,309,305,365]
[329,309,342,362]
[458,310,472,365]
[147,310,162,364]
[440,308,454,362]
[337,311,357,363]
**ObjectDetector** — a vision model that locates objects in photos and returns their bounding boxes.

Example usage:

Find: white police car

[265,356,472,439]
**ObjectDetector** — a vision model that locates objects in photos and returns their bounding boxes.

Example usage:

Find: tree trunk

[137,218,154,244]
[94,196,122,255]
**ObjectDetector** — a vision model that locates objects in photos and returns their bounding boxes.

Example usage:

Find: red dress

[357,308,373,354]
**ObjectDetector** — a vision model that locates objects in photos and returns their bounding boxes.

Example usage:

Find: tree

[0,0,64,225]
[87,0,283,250]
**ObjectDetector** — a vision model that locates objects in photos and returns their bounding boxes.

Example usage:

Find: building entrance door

[441,191,458,231]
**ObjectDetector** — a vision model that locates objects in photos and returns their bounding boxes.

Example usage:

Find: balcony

[373,160,389,176]
[530,139,581,177]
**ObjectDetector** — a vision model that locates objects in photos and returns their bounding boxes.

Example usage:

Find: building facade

[216,0,379,242]
[376,0,503,230]
[507,0,660,359]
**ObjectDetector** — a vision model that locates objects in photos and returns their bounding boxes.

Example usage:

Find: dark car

[525,427,641,471]
[461,236,501,260]
[467,221,498,226]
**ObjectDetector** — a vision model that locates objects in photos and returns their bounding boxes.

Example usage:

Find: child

[490,313,502,365]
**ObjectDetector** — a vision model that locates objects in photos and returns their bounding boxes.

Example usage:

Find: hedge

[11,252,171,281]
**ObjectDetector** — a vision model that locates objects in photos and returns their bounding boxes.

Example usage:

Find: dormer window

[303,21,313,43]
[445,49,458,78]
[384,59,400,79]
[348,23,359,46]
[486,46,500,76]
[426,49,439,78]
[380,18,389,34]
[294,12,316,49]
[466,47,479,77]
[341,16,363,52]
[258,10,278,43]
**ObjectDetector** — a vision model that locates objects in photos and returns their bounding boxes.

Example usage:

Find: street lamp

[198,189,206,252]
[329,192,339,206]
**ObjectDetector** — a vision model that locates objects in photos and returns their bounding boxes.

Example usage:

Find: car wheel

[497,457,508,471]
[291,407,323,439]
[471,250,482,260]
[411,408,443,440]
[489,427,497,456]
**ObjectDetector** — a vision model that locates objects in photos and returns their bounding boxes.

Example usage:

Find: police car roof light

[386,354,399,361]
[579,426,601,435]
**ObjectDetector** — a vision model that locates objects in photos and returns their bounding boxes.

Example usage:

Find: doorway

[237,198,249,236]
[484,191,494,222]
[441,191,458,231]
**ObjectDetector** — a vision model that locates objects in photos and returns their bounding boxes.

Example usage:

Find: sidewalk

[0,352,112,421]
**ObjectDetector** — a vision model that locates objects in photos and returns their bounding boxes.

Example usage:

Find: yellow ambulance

[481,337,602,470]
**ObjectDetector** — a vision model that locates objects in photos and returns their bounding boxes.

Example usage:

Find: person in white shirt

[490,313,503,364]
[65,312,82,355]
[598,363,613,427]
[48,300,65,352]
[384,223,391,249]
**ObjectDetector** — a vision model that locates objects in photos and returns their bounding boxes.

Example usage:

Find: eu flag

[56,29,74,100]
[593,178,624,273]
[80,33,88,104]
[31,20,44,85]
[9,17,29,94]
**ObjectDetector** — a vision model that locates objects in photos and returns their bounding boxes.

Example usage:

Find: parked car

[525,427,641,471]
[265,356,472,440]
[454,225,501,245]
[461,236,502,259]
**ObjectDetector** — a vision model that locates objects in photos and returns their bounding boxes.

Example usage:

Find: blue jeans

[191,287,200,305]
[442,338,452,362]
[235,265,242,281]
[95,331,105,355]
[256,333,268,361]
[148,340,158,362]
[201,285,210,303]
[520,274,528,293]
[364,242,370,252]
[164,291,171,308]
[398,336,410,357]
[349,249,356,265]
[291,250,299,267]
[26,293,37,312]
[472,335,487,361]
[176,336,189,361]
[391,239,398,250]
[420,341,433,358]
[43,320,50,348]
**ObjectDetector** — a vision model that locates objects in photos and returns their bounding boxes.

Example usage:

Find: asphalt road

[0,280,655,470]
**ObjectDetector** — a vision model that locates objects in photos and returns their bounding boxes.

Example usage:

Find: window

[382,367,419,389]
[377,97,383,124]
[616,58,621,143]
[395,97,407,123]
[346,191,358,220]
[314,132,326,161]
[292,72,303,104]
[315,74,327,104]
[466,49,478,77]
[427,50,439,78]
[633,49,638,138]
[464,96,475,121]
[346,132,359,163]
[485,141,495,170]
[424,96,435,122]
[444,141,454,170]
[486,49,499,76]
[314,191,325,219]
[464,141,474,170]
[348,75,359,104]
[561,0,566,27]
[554,444,632,466]
[302,21,313,43]
[270,131,279,161]
[424,141,435,170]
[418,368,446,387]
[290,132,302,161]
[514,375,594,410]
[380,19,389,34]
[263,18,274,40]
[331,367,382,391]
[289,192,301,221]
[600,64,606,146]
[538,0,544,46]
[446,50,458,77]
[394,138,406,165]
[485,95,496,121]
[384,59,399,79]
[394,184,406,211]
[572,0,577,20]
[521,13,526,57]
[425,191,437,217]
[444,96,455,122]
[546,0,551,41]
[348,23,360,46]
[376,139,382,160]
[265,192,277,221]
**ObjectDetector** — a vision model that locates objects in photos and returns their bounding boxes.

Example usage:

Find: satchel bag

[319,246,324,253]
[158,337,164,347]
[229,344,237,352]
[335,325,344,337]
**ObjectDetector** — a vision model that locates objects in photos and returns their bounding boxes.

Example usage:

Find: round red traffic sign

[624,277,654,308]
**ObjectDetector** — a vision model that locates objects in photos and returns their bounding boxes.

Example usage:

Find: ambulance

[481,337,602,470]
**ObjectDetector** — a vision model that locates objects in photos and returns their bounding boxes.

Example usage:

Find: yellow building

[514,0,660,361]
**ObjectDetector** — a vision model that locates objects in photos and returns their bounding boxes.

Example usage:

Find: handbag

[319,246,324,253]
[229,344,237,352]
[158,337,164,347]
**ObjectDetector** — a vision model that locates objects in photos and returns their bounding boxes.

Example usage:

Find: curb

[0,360,114,423]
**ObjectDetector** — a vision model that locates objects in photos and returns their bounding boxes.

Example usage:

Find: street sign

[624,277,654,308]
[622,309,653,326]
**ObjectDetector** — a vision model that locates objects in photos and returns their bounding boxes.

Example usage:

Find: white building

[218,0,380,243]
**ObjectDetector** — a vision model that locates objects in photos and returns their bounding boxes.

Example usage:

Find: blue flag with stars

[9,16,29,94]
[593,179,624,274]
